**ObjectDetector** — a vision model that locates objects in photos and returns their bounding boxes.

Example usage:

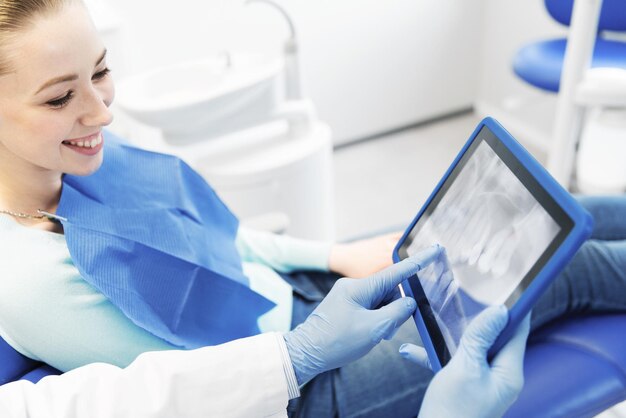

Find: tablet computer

[392,117,593,372]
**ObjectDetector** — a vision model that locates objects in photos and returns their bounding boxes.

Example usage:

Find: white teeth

[63,134,102,148]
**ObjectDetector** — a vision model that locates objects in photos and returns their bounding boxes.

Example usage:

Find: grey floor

[332,112,626,418]
[333,112,483,241]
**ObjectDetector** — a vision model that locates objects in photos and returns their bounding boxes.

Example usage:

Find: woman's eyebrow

[34,49,107,95]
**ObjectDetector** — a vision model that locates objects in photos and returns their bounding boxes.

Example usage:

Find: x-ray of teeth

[407,140,561,353]
[417,250,476,355]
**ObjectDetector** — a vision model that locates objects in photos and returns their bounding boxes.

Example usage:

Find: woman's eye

[44,68,110,109]
[92,67,111,81]
[46,91,74,108]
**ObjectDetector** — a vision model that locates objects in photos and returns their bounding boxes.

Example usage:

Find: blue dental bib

[56,132,274,348]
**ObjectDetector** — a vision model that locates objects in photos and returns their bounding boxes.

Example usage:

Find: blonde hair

[0,0,75,76]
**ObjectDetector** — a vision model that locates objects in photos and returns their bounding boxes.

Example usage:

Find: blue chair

[506,314,626,417]
[0,336,60,385]
[2,315,626,416]
[513,0,626,93]
[512,0,626,189]
[0,230,625,416]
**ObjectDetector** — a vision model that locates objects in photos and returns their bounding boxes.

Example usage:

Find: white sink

[115,52,284,144]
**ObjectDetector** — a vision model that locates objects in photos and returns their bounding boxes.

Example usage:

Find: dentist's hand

[400,306,531,418]
[284,245,441,385]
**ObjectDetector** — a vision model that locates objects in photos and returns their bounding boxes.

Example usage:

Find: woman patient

[1,1,625,417]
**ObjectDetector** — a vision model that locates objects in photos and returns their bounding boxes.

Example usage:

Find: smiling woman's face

[0,0,114,177]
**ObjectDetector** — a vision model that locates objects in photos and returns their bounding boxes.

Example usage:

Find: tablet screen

[399,126,573,364]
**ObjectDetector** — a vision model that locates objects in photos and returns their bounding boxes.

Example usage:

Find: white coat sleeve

[0,333,292,418]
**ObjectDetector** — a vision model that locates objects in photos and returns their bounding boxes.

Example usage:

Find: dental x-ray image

[406,140,560,354]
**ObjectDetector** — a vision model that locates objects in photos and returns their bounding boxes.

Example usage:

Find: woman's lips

[62,132,104,156]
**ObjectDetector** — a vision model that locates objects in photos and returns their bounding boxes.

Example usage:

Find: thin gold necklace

[0,209,66,223]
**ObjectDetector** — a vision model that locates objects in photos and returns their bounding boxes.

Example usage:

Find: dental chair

[506,314,626,417]
[0,336,60,385]
[1,316,625,417]
[0,223,625,416]
[512,0,626,191]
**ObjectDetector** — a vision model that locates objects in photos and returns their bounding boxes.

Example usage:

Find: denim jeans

[282,195,626,418]
[530,195,626,330]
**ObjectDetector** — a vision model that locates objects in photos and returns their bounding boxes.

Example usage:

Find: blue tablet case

[392,117,593,372]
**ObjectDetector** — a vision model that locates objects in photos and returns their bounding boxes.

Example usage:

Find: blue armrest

[506,314,626,418]
[0,336,60,384]
[1,314,625,417]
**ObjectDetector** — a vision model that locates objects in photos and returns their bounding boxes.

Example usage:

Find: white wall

[474,0,568,155]
[88,0,484,145]
[476,0,565,105]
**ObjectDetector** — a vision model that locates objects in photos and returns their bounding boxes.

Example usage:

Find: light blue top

[0,215,331,372]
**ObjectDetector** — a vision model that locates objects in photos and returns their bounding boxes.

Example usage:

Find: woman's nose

[81,87,114,127]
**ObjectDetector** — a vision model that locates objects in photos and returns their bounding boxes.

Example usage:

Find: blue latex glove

[284,245,442,386]
[400,305,531,418]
